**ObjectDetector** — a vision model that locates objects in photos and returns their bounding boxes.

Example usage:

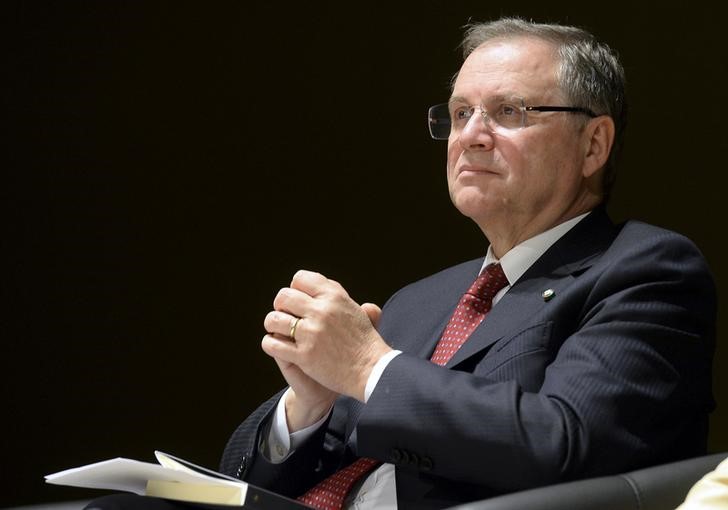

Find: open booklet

[45,451,310,508]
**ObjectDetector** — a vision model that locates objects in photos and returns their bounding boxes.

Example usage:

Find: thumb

[361,302,382,328]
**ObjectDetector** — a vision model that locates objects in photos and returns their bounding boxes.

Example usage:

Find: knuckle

[278,311,290,326]
[263,311,276,330]
[273,288,290,308]
[306,319,324,336]
[291,269,312,286]
[291,270,302,286]
[328,284,349,302]
[314,301,335,321]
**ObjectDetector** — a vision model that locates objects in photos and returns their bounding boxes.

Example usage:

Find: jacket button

[420,456,433,471]
[389,448,402,463]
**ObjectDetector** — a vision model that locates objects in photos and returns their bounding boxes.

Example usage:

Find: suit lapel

[447,207,618,368]
[404,258,486,361]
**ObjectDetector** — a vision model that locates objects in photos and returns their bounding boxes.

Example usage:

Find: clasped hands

[262,270,392,432]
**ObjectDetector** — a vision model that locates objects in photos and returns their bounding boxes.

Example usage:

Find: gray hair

[459,18,627,201]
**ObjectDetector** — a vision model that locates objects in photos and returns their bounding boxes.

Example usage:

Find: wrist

[353,342,394,402]
[284,389,334,433]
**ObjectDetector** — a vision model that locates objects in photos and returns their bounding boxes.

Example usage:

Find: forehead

[452,37,562,102]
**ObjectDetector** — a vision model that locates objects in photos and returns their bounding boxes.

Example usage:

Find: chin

[451,189,496,221]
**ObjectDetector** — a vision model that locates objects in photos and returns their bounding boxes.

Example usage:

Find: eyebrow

[448,95,469,105]
[448,93,516,105]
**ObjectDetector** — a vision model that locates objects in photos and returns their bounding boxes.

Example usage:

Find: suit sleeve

[355,230,716,491]
[219,388,353,497]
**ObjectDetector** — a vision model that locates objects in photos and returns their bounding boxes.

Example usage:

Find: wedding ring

[289,317,301,341]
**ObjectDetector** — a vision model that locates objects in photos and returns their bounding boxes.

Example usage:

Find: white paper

[45,457,246,495]
[154,451,241,482]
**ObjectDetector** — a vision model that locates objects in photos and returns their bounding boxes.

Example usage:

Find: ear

[581,115,615,179]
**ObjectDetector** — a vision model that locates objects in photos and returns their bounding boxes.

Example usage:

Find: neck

[481,198,601,259]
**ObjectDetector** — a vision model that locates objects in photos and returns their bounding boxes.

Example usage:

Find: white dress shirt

[264,212,589,509]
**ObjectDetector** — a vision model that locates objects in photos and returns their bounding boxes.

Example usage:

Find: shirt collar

[482,212,590,286]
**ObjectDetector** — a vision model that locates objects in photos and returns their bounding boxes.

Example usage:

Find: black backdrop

[4,1,727,506]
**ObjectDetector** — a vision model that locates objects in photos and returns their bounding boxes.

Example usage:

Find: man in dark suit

[85,16,716,510]
[216,17,716,510]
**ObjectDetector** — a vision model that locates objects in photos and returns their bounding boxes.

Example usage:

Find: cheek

[446,141,461,178]
[504,136,554,182]
[513,149,577,205]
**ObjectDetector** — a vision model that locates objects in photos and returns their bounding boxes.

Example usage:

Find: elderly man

[217,17,716,510]
[85,17,716,510]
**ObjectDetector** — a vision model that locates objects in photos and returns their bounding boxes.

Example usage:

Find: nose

[457,108,495,151]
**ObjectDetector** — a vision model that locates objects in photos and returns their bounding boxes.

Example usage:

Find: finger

[264,311,299,337]
[291,269,345,297]
[261,333,298,363]
[272,356,296,373]
[272,357,308,387]
[273,287,315,317]
[360,302,382,328]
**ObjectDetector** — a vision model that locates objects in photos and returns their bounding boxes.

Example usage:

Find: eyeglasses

[427,97,598,140]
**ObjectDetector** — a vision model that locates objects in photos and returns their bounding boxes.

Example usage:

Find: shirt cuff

[364,350,402,403]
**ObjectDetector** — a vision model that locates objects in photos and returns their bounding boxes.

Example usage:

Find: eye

[451,106,474,122]
[492,102,523,128]
[499,103,518,116]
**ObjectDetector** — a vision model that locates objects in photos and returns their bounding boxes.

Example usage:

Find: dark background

[4,1,726,506]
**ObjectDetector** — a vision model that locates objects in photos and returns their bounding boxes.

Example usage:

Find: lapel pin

[542,289,555,301]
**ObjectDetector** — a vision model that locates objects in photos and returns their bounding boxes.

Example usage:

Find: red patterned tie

[297,457,380,510]
[430,263,508,365]
[298,263,508,510]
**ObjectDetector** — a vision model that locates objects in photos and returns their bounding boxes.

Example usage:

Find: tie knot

[467,263,508,302]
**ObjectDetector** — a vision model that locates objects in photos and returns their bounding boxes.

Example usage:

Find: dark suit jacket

[219,208,716,509]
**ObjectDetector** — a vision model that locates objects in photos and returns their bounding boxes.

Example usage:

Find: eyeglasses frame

[427,99,599,140]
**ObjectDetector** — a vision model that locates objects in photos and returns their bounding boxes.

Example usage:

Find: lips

[458,165,498,175]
